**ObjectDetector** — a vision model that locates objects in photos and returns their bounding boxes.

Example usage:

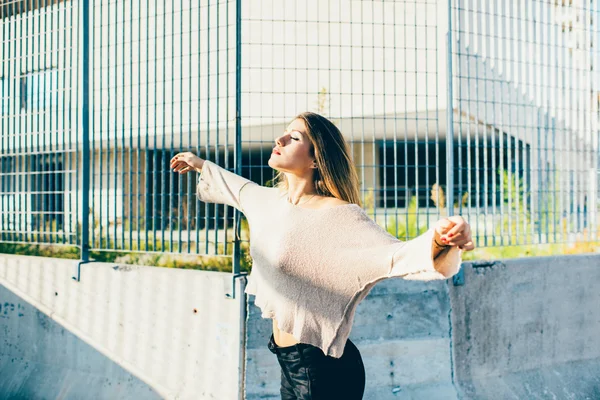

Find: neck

[285,171,317,204]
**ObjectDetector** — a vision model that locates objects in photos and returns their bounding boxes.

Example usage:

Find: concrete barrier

[246,254,600,399]
[0,284,161,400]
[0,254,246,400]
[4,252,599,399]
[450,255,600,400]
[245,278,458,399]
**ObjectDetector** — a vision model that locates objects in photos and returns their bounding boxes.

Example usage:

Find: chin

[269,155,283,165]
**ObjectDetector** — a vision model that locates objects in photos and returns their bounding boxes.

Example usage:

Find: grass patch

[462,240,600,261]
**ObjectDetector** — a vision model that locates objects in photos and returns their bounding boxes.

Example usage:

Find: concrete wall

[3,253,599,399]
[246,277,457,400]
[0,284,161,400]
[246,254,600,400]
[450,255,600,400]
[0,254,246,400]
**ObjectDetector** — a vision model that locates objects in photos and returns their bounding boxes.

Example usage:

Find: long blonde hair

[274,112,362,207]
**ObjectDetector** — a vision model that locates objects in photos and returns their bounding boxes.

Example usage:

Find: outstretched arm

[389,216,474,280]
[170,152,257,212]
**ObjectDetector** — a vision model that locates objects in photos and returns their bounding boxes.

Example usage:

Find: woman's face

[268,118,316,174]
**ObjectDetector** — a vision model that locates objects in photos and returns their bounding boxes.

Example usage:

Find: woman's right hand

[170,152,205,174]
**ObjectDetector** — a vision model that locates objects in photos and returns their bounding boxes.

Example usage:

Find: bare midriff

[272,318,300,347]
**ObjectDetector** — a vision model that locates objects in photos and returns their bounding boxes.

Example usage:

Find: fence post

[75,0,92,281]
[233,3,248,399]
[446,0,455,217]
[226,0,247,300]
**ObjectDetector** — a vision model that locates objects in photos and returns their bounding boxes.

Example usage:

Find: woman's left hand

[434,216,475,251]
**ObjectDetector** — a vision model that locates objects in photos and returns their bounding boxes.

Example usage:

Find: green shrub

[386,196,428,239]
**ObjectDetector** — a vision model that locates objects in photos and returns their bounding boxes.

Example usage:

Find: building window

[379,137,530,209]
[19,69,61,111]
[0,78,8,115]
[1,0,66,19]
[31,154,65,231]
[1,156,16,234]
[19,77,27,110]
[0,156,14,193]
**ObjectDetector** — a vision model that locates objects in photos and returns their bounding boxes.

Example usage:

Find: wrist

[194,159,205,173]
[433,238,450,249]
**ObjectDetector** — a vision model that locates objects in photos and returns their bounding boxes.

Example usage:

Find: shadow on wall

[0,286,161,400]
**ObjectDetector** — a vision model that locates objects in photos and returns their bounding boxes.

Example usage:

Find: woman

[170,112,474,399]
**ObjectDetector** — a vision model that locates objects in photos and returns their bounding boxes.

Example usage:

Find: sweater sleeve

[196,160,257,212]
[389,228,462,280]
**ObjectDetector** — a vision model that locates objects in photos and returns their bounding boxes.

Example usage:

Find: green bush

[386,197,428,239]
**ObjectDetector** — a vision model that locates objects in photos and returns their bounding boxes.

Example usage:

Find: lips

[272,148,281,155]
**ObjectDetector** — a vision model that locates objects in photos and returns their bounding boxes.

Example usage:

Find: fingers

[443,231,466,244]
[446,225,470,242]
[445,216,466,237]
[170,152,192,164]
[435,217,465,238]
[173,163,189,173]
[170,160,190,172]
[434,218,454,234]
[459,241,475,251]
[171,152,202,174]
[170,153,189,166]
[445,236,469,246]
[435,216,474,251]
[442,237,474,251]
[169,153,196,175]
[170,160,182,170]
[440,217,470,245]
[170,153,183,164]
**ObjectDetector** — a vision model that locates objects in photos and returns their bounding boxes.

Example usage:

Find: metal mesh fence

[451,0,599,246]
[90,0,237,257]
[240,0,448,245]
[1,0,599,263]
[1,0,79,246]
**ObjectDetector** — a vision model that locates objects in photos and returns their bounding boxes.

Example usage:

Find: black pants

[267,334,366,399]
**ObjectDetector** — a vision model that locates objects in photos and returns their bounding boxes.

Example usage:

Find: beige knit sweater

[197,160,462,358]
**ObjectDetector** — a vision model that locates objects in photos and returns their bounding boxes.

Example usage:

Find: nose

[275,136,283,146]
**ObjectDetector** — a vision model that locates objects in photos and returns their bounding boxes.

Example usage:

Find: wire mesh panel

[451,0,599,247]
[1,0,79,247]
[2,0,599,258]
[90,0,238,257]
[240,0,448,240]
